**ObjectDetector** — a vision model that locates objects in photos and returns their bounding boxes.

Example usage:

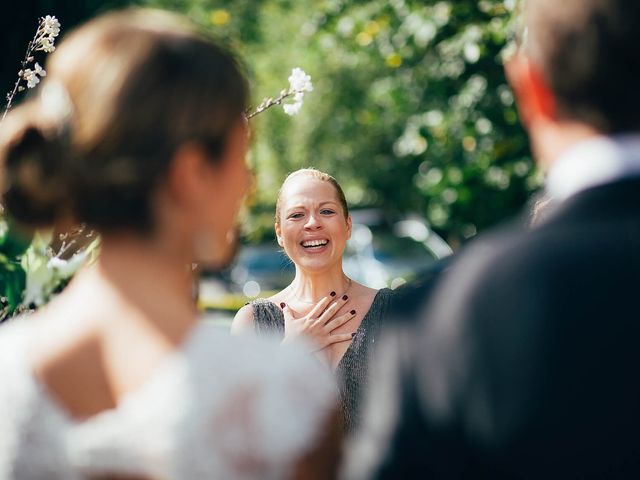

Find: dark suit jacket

[347,177,640,479]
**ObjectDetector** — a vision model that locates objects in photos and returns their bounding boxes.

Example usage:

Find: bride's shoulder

[0,317,33,361]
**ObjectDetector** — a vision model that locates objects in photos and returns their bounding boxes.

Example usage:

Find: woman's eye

[321,209,335,215]
[288,213,304,219]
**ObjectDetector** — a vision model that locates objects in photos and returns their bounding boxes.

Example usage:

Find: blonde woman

[233,168,394,432]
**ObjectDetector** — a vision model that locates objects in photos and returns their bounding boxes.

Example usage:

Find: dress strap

[250,299,285,337]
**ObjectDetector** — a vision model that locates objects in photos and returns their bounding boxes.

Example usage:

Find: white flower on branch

[36,15,60,53]
[47,252,89,279]
[38,37,56,53]
[23,69,40,88]
[2,15,61,122]
[34,62,46,77]
[22,63,46,89]
[282,101,302,116]
[288,68,313,93]
[246,67,313,119]
[282,68,313,116]
[42,15,61,37]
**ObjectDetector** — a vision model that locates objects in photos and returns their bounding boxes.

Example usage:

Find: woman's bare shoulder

[230,304,256,334]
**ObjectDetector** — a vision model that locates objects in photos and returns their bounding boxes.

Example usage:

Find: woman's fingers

[325,332,356,346]
[324,310,356,333]
[307,293,335,319]
[317,294,349,324]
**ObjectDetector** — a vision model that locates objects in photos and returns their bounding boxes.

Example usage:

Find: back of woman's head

[0,8,248,232]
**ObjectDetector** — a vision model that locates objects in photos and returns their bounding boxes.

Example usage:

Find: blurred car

[212,209,453,299]
[344,209,453,289]
[225,243,294,297]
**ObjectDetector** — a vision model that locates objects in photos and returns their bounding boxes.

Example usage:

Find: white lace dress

[0,317,336,479]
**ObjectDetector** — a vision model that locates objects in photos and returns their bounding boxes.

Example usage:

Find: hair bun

[1,105,70,227]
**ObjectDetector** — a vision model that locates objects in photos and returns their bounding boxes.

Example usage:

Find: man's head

[507,0,640,165]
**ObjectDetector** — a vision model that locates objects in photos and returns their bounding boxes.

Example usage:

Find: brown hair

[275,168,349,226]
[525,0,640,132]
[0,8,248,231]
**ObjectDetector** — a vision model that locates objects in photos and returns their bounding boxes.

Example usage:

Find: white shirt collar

[546,134,640,201]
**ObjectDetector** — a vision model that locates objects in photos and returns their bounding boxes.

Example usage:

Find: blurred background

[1,0,539,321]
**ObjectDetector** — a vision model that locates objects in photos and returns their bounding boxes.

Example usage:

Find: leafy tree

[0,0,540,317]
[135,0,538,246]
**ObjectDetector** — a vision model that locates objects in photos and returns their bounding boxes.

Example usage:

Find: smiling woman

[231,168,395,433]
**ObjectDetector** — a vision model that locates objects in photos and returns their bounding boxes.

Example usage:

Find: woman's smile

[300,237,330,252]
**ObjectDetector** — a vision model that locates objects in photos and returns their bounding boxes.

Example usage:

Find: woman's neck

[289,265,351,304]
[63,233,198,329]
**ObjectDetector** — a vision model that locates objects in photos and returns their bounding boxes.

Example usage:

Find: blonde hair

[275,168,349,225]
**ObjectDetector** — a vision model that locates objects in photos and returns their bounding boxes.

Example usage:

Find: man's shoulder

[440,217,587,297]
[448,222,539,278]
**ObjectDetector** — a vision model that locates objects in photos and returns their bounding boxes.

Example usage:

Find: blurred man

[345,1,640,478]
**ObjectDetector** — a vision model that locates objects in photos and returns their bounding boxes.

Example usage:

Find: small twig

[1,23,40,123]
[246,89,294,119]
[1,15,61,125]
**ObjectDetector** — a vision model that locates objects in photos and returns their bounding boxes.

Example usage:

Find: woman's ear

[275,223,284,247]
[346,214,352,240]
[166,142,211,210]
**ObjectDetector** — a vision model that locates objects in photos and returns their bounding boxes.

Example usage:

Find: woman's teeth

[302,239,328,248]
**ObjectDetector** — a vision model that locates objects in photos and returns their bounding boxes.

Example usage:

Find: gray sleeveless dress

[250,288,394,432]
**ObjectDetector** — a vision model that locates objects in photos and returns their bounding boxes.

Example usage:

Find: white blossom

[38,37,56,53]
[23,264,53,306]
[245,67,313,119]
[282,68,312,116]
[288,67,313,93]
[47,252,88,279]
[3,14,62,123]
[21,234,55,306]
[42,15,61,37]
[36,16,60,53]
[23,62,46,89]
[23,69,40,88]
[33,62,46,77]
[283,101,303,116]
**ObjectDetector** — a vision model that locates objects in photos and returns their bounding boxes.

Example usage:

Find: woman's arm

[230,304,255,335]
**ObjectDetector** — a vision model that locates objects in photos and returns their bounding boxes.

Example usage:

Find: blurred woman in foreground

[0,10,337,479]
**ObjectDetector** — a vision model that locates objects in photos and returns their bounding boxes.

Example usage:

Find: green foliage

[2,1,539,283]
[0,218,31,320]
[0,217,99,322]
[126,0,541,247]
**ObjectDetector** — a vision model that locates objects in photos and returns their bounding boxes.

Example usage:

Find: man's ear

[504,53,556,127]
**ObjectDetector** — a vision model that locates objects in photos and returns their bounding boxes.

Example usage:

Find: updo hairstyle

[0,8,249,232]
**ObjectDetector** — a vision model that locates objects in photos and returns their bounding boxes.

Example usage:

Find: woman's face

[276,176,351,273]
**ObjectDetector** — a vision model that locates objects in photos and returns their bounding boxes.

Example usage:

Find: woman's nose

[304,214,322,230]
